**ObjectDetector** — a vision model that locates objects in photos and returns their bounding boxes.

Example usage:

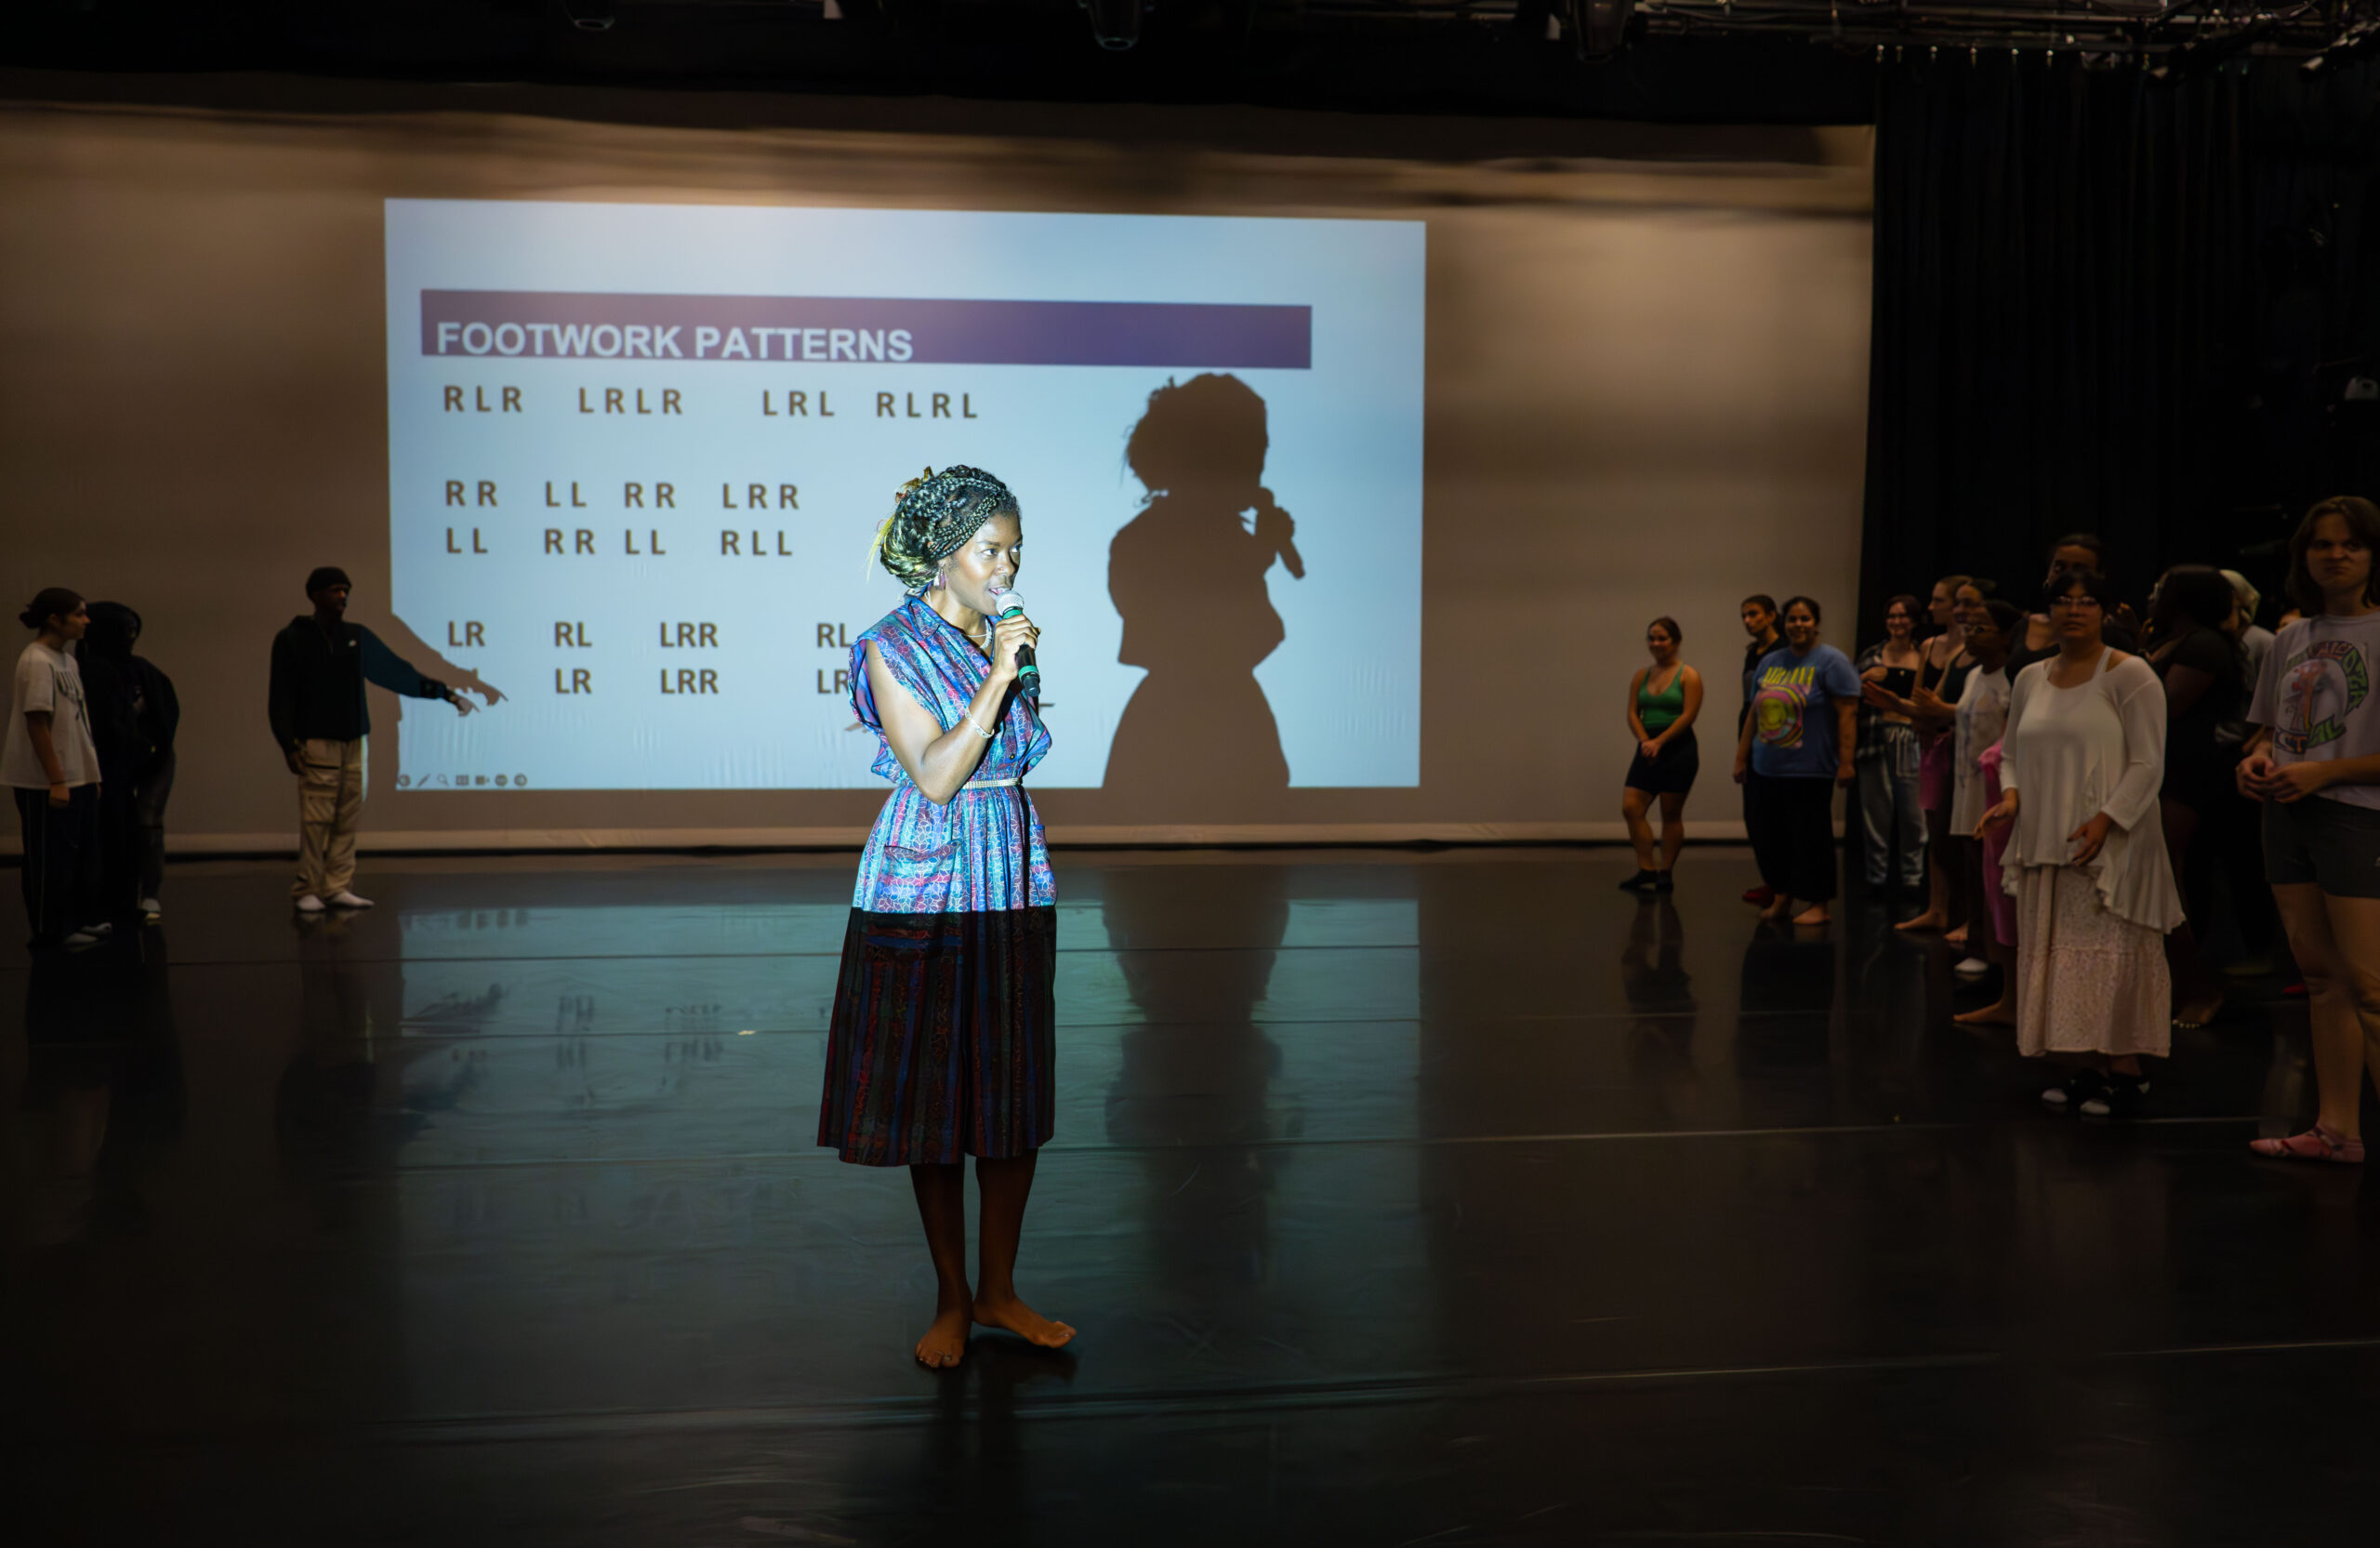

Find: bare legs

[1622,789,1691,877]
[1622,787,1658,872]
[1896,806,1960,933]
[972,1154,1075,1346]
[907,1152,1076,1369]
[908,1162,973,1368]
[2271,885,2380,1142]
[1952,837,2016,1025]
[1658,791,1688,873]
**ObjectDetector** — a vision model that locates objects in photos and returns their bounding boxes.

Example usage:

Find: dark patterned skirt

[816,905,1057,1166]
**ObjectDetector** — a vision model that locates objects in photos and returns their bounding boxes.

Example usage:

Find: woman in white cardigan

[1976,566,2186,1118]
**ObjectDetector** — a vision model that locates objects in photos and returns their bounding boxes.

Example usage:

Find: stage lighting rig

[2303,16,2380,73]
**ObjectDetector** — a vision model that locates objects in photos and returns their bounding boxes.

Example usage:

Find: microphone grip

[994,594,1040,695]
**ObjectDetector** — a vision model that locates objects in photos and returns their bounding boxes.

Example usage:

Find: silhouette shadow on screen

[374,611,507,717]
[363,610,505,795]
[1104,374,1303,818]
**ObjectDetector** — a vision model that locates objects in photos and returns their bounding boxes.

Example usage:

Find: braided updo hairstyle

[868,465,1020,594]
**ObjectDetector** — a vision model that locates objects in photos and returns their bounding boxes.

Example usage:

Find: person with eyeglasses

[1976,566,2184,1118]
[2008,534,2140,675]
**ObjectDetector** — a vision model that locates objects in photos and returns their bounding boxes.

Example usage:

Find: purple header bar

[418,291,1310,369]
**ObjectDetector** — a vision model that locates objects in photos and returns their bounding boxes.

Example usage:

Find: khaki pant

[293,737,364,900]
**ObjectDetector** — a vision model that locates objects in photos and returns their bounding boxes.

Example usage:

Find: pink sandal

[2248,1125,2365,1164]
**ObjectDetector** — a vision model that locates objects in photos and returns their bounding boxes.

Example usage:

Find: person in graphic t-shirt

[1732,595,1861,927]
[4,589,106,949]
[2239,496,2380,1165]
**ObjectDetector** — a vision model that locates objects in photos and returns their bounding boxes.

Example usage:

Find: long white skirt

[2014,864,2171,1059]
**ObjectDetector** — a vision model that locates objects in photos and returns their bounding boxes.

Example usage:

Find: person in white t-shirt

[2240,496,2380,1165]
[4,588,106,948]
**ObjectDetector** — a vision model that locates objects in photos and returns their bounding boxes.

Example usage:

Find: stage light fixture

[1082,0,1145,49]
[560,0,616,31]
[1570,0,1632,60]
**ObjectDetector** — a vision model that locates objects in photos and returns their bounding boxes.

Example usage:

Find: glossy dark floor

[5,849,2374,1545]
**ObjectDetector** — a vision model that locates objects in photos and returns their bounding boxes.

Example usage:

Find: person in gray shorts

[2239,496,2380,1164]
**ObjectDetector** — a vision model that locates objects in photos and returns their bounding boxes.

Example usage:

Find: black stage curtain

[1863,59,2380,630]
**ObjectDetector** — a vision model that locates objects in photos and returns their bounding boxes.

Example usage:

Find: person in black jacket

[268,567,474,913]
[78,602,179,923]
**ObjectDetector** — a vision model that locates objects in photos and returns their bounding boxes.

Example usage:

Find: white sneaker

[139,897,163,917]
[328,892,375,909]
[1952,957,1990,976]
[294,893,327,914]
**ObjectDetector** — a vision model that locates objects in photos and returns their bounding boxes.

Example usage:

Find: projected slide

[384,201,1424,791]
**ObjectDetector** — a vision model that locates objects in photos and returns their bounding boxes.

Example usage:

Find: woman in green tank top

[1621,616,1704,892]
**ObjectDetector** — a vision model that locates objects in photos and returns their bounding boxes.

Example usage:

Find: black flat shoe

[2042,1068,2106,1110]
[1619,869,1659,892]
[2081,1076,2149,1120]
[1652,871,1674,893]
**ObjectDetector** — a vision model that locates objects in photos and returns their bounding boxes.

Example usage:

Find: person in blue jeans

[5,589,106,949]
[1734,595,1862,927]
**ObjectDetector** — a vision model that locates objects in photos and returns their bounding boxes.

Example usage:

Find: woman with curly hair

[817,466,1074,1366]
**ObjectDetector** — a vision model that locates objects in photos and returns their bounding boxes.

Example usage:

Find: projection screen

[385,201,1426,795]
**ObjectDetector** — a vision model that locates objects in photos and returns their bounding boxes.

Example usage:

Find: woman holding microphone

[818,466,1074,1366]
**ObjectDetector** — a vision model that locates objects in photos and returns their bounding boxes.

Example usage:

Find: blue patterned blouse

[847,595,1056,916]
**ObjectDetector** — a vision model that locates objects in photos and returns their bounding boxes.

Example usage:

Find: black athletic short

[1625,728,1699,797]
[2262,795,2380,899]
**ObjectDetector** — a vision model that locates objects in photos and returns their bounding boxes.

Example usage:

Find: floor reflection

[1620,895,1699,1110]
[15,927,184,1246]
[3,853,2369,1546]
[280,911,471,1186]
[1103,865,1291,1288]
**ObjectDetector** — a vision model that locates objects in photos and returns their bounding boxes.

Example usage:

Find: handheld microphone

[988,587,1039,696]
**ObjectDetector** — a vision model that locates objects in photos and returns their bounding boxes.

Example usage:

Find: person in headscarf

[78,602,178,922]
[817,466,1073,1368]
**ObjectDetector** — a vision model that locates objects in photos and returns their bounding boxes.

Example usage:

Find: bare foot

[1792,904,1831,926]
[1759,896,1793,923]
[2174,997,2225,1027]
[973,1291,1076,1349]
[1945,925,1968,947]
[1895,910,1949,933]
[915,1299,971,1369]
[1953,1000,2016,1026]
